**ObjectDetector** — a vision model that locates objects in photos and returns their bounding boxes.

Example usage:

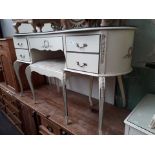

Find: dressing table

[13,27,136,134]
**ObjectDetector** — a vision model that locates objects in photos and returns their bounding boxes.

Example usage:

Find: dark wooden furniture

[0,61,4,82]
[0,38,19,92]
[0,82,129,135]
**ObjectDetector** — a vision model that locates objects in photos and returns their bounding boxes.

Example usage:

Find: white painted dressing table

[13,27,136,134]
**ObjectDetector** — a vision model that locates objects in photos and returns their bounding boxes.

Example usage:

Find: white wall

[0,19,115,104]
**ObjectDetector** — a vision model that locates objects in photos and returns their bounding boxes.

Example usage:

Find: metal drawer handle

[76,61,87,67]
[76,43,87,48]
[42,40,50,49]
[20,54,25,59]
[17,42,23,47]
[47,125,53,133]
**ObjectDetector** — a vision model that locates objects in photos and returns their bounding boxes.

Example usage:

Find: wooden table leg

[13,61,24,96]
[98,76,106,135]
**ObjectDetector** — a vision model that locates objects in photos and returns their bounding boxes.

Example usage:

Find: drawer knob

[76,43,87,48]
[47,126,53,133]
[17,43,23,47]
[20,54,25,59]
[76,61,87,67]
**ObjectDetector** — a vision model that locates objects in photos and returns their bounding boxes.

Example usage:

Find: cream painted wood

[13,37,28,49]
[100,30,135,75]
[125,125,147,135]
[124,94,155,135]
[15,49,31,62]
[13,27,136,135]
[66,53,99,73]
[28,36,63,51]
[66,35,100,53]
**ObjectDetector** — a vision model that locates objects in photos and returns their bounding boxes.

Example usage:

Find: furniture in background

[12,19,127,33]
[0,82,129,135]
[0,38,19,92]
[13,27,136,134]
[124,94,155,135]
[0,60,4,82]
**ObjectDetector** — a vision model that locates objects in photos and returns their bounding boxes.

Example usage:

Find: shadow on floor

[0,111,21,135]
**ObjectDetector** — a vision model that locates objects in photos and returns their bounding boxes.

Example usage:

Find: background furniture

[124,94,155,135]
[13,27,135,134]
[0,82,129,135]
[0,38,19,92]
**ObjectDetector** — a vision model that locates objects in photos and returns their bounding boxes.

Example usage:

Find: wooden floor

[0,83,130,135]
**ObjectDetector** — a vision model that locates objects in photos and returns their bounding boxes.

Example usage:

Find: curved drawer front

[28,36,63,51]
[66,53,99,73]
[66,35,100,53]
[15,49,31,62]
[13,37,28,49]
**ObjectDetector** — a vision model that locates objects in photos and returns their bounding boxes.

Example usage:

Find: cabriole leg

[25,65,36,102]
[13,61,24,96]
[62,72,69,125]
[98,76,106,135]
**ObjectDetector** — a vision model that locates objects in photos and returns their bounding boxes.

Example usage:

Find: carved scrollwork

[100,34,106,64]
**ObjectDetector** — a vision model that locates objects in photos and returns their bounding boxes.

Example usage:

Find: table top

[14,27,136,36]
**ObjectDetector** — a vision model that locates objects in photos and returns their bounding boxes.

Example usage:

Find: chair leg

[25,65,36,102]
[13,61,24,96]
[62,72,69,125]
[56,79,60,93]
[48,77,52,86]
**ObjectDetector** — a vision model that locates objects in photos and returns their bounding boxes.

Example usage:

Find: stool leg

[13,61,24,96]
[117,76,126,108]
[62,72,68,125]
[48,77,52,86]
[25,65,36,102]
[98,76,106,135]
[89,77,94,107]
[56,79,60,93]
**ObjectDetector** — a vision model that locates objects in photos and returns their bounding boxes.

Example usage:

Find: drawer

[28,37,63,51]
[40,117,59,135]
[66,53,99,73]
[6,101,20,116]
[1,89,13,101]
[13,37,28,49]
[66,35,100,53]
[6,107,22,127]
[15,49,31,62]
[39,125,54,135]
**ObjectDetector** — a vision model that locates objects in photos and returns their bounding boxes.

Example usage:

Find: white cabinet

[124,94,155,135]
